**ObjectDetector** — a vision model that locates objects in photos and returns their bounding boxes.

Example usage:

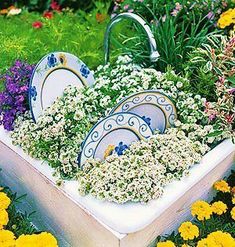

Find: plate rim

[28,51,94,122]
[79,111,153,167]
[109,89,177,130]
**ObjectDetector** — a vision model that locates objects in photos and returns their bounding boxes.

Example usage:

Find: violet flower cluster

[0,61,34,131]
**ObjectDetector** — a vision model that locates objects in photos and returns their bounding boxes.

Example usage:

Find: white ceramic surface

[29,52,95,122]
[110,90,177,133]
[79,112,153,166]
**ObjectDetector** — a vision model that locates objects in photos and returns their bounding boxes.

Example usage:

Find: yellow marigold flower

[197,237,216,247]
[232,197,235,205]
[217,8,235,29]
[0,210,9,230]
[15,234,37,247]
[36,232,58,247]
[16,232,58,247]
[191,200,213,221]
[207,231,235,247]
[211,201,227,215]
[231,206,235,220]
[156,240,176,247]
[0,192,11,210]
[213,180,230,193]
[178,221,199,240]
[0,230,15,247]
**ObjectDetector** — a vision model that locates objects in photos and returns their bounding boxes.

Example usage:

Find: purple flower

[205,11,215,20]
[123,5,129,10]
[0,60,35,131]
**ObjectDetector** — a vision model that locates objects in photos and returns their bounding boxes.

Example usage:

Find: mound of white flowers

[12,56,229,179]
[78,127,210,204]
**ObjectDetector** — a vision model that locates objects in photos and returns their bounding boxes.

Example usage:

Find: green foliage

[185,34,235,101]
[0,0,113,12]
[0,8,110,74]
[111,0,223,72]
[3,187,37,237]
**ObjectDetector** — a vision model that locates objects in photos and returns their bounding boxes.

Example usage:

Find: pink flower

[228,88,235,94]
[175,3,182,11]
[123,5,129,10]
[113,5,119,11]
[162,15,166,22]
[209,114,216,121]
[225,114,234,124]
[128,9,134,13]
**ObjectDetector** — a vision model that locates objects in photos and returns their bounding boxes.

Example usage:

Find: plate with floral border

[29,52,95,122]
[79,112,153,167]
[110,90,177,133]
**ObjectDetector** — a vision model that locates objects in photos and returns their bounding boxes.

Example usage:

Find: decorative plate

[110,90,177,133]
[29,52,95,122]
[79,112,153,167]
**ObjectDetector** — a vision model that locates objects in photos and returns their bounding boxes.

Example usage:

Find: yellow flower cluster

[191,200,213,221]
[232,197,235,204]
[217,8,235,29]
[211,201,227,215]
[231,206,235,220]
[156,240,175,247]
[197,231,235,247]
[178,221,199,240]
[15,232,58,247]
[157,177,235,247]
[213,180,231,193]
[0,231,58,247]
[0,190,58,246]
[0,192,11,210]
[0,210,9,230]
[0,229,15,247]
[0,192,11,230]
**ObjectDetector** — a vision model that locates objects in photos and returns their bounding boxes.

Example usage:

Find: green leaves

[0,7,111,75]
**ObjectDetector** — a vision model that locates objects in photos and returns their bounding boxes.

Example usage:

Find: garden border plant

[155,170,235,246]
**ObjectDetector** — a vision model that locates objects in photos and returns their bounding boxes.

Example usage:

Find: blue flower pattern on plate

[47,54,57,68]
[80,64,90,78]
[30,86,37,101]
[142,116,151,126]
[115,142,128,156]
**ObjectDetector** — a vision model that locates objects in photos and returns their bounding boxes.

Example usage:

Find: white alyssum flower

[77,127,210,204]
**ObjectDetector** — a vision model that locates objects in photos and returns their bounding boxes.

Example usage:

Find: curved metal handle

[104,12,160,64]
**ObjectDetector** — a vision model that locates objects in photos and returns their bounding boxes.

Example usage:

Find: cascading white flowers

[78,126,210,204]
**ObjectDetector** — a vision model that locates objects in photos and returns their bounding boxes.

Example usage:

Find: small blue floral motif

[80,64,90,78]
[30,86,37,101]
[142,115,151,126]
[115,142,128,156]
[47,54,57,68]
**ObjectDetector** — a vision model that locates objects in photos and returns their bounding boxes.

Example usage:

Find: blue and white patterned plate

[79,112,153,167]
[29,52,95,122]
[110,90,177,133]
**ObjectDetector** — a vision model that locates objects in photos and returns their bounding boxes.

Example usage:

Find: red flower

[32,21,43,29]
[225,114,234,124]
[43,11,53,19]
[50,0,61,12]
